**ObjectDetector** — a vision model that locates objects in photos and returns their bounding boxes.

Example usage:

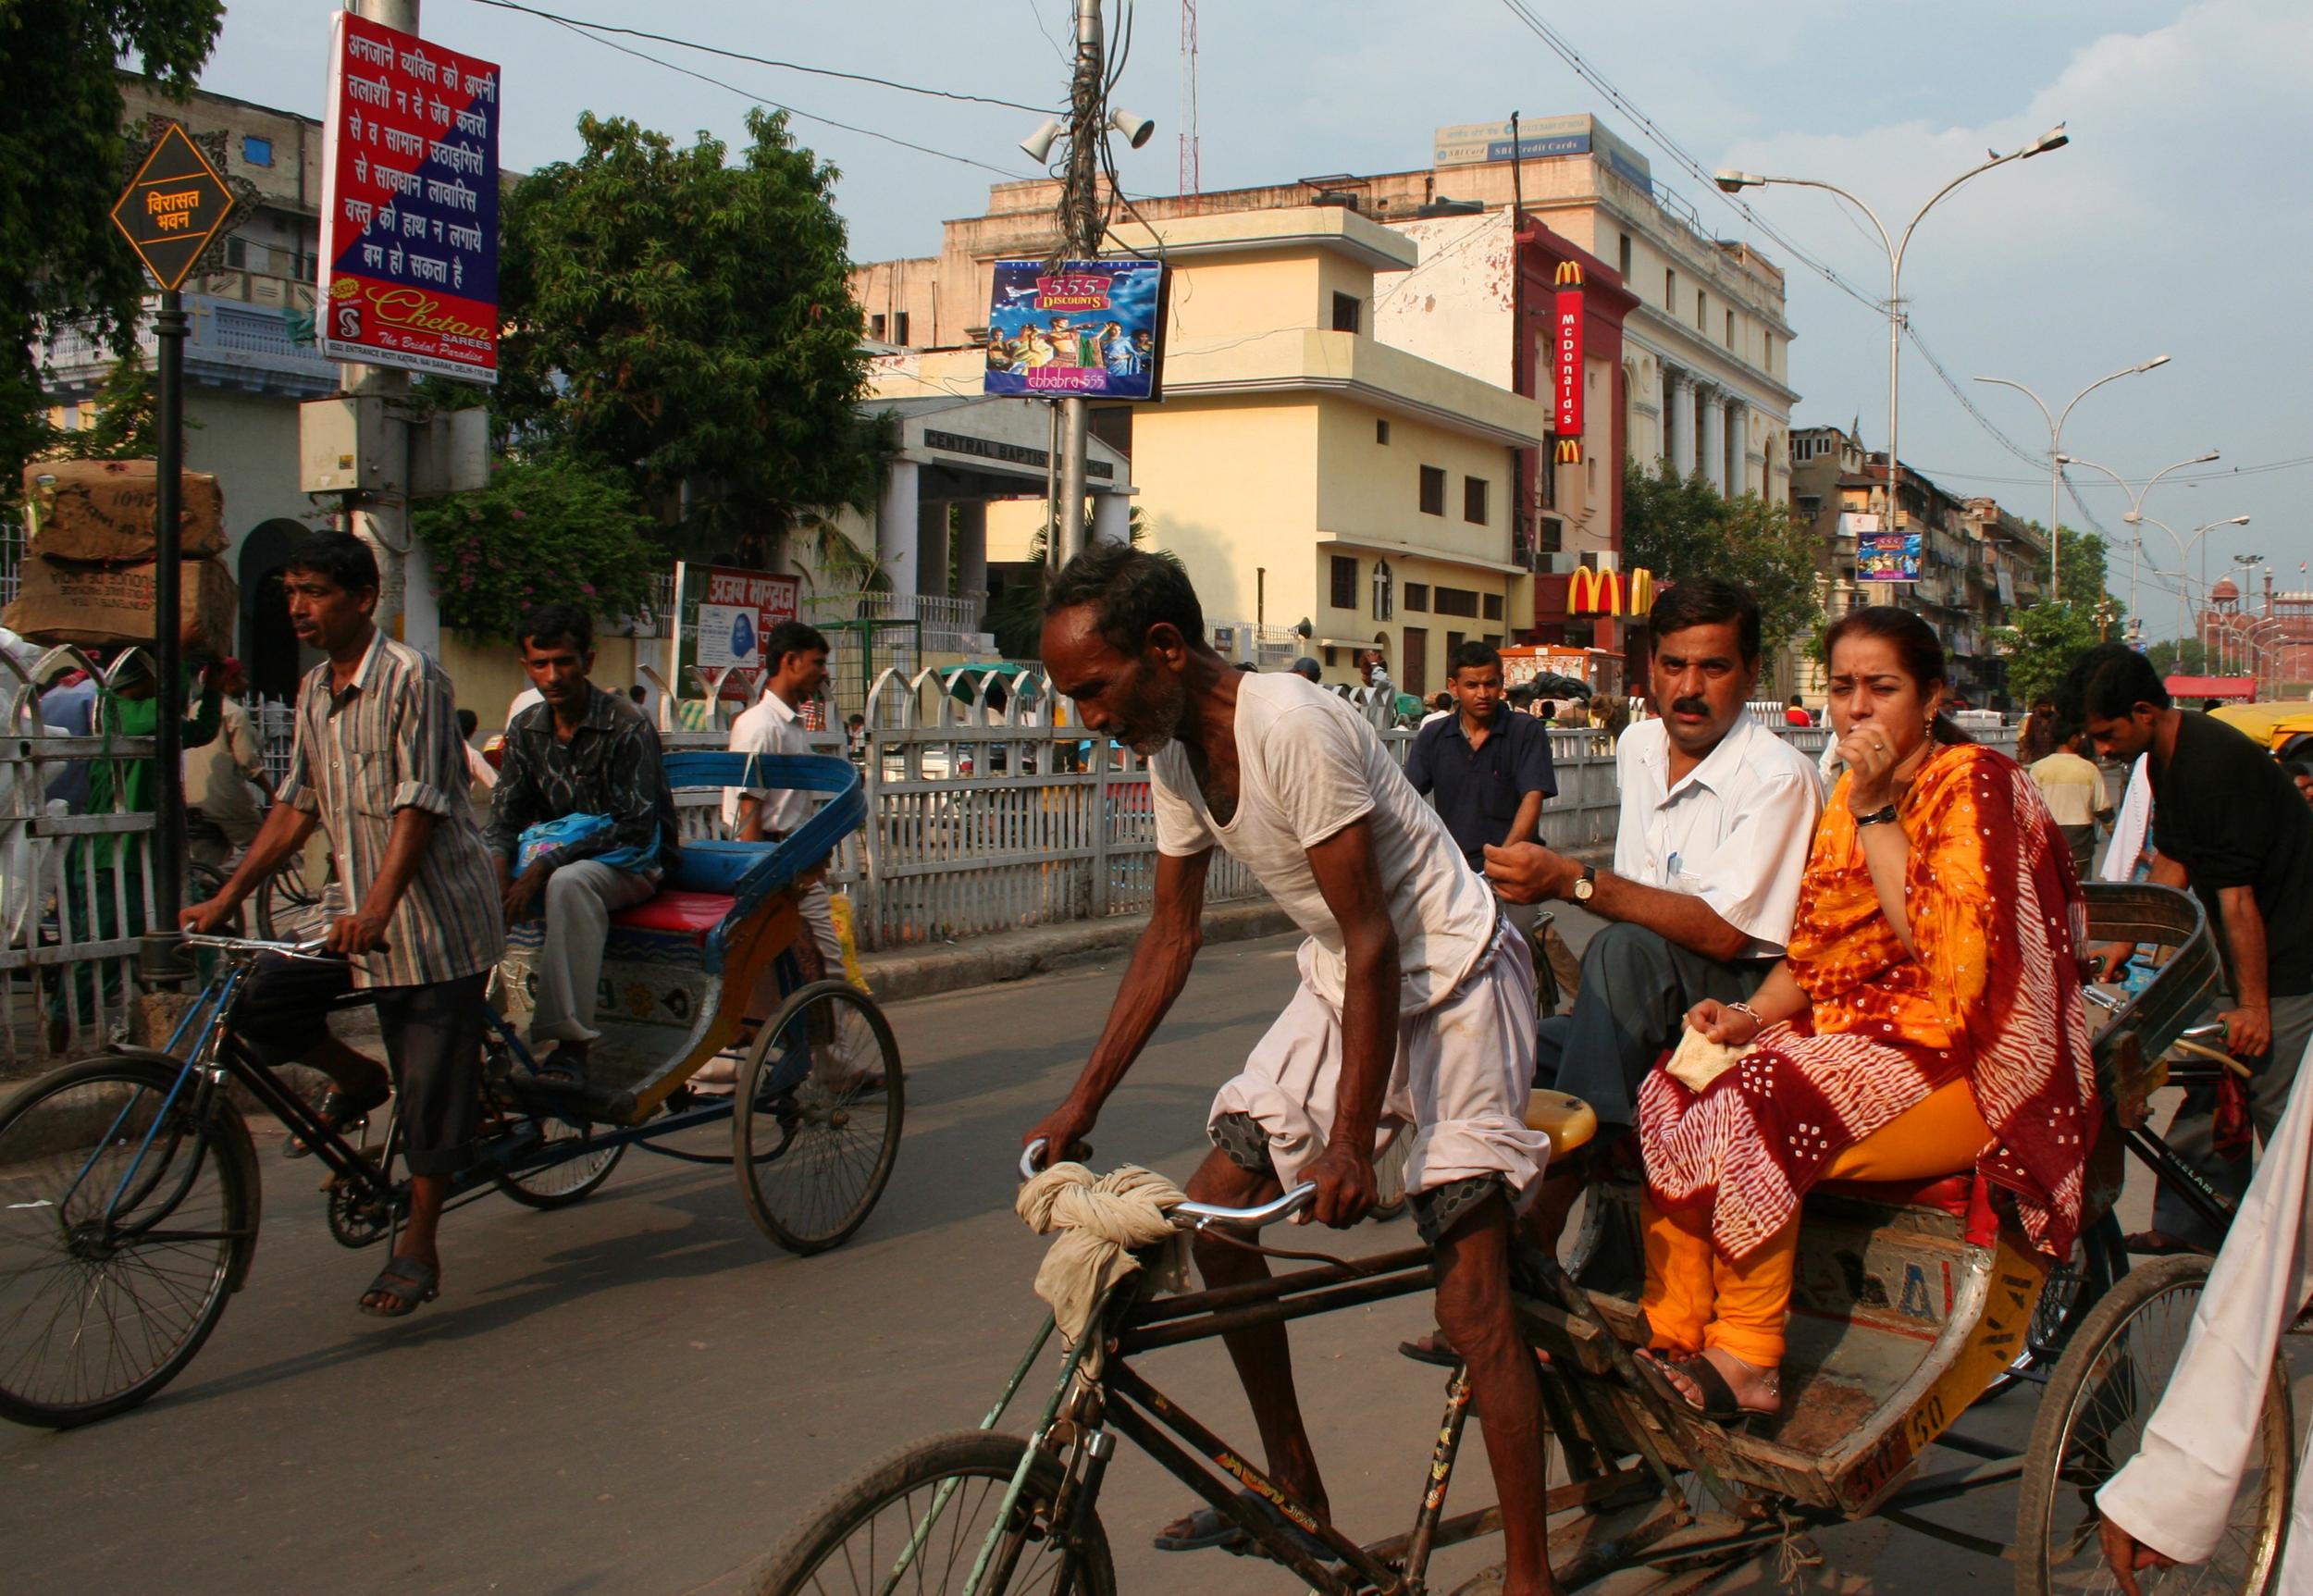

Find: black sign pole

[152,289,187,944]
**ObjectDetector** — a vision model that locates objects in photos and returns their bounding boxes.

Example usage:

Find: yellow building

[861,205,1540,698]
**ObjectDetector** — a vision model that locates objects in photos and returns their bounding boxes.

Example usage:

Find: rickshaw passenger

[1632,607,2096,1420]
[484,603,681,1084]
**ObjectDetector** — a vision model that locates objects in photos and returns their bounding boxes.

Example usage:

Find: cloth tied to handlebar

[1016,1163,1190,1352]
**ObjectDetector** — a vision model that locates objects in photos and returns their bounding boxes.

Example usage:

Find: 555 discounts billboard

[318,12,501,382]
[983,259,1165,401]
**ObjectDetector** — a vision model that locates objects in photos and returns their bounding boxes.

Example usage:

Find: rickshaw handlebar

[1019,1138,1317,1229]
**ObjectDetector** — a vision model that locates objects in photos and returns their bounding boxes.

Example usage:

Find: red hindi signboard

[318,12,501,383]
[696,566,802,672]
[1552,263,1584,463]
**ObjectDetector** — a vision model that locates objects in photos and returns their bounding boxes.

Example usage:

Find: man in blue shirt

[1403,641,1556,922]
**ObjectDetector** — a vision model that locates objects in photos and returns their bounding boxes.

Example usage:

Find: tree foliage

[411,455,662,638]
[40,356,159,461]
[495,108,884,566]
[1621,461,1823,651]
[2,2,223,493]
[2003,600,2102,710]
[2146,636,2211,676]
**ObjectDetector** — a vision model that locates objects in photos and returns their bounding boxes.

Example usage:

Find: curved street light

[1715,125,2070,518]
[2055,450,2220,636]
[2133,513,2253,643]
[1973,355,2170,603]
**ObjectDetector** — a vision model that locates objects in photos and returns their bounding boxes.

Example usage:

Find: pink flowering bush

[414,455,660,637]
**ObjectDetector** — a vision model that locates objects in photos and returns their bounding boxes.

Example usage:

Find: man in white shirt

[1025,545,1555,1591]
[724,622,845,984]
[1483,580,1823,1235]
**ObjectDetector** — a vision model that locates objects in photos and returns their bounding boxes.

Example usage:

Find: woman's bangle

[1728,1001,1763,1031]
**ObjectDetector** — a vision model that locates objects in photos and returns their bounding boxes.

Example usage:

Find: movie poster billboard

[318,12,501,382]
[694,566,801,672]
[1850,513,1922,583]
[982,260,1165,401]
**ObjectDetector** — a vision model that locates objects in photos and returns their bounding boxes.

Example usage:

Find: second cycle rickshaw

[755,882,2292,1595]
[0,752,902,1429]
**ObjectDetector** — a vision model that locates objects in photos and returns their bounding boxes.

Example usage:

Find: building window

[1447,631,1466,661]
[1695,289,1706,328]
[1539,514,1564,554]
[1332,291,1362,335]
[1664,267,1676,311]
[1330,555,1358,611]
[1376,418,1391,445]
[1403,582,1429,612]
[1617,233,1632,281]
[1483,633,1502,648]
[1435,587,1479,618]
[870,314,886,340]
[1725,309,1736,348]
[1764,333,1775,375]
[223,236,249,269]
[1798,494,1823,518]
[1323,646,1338,668]
[1463,476,1489,525]
[1372,559,1394,620]
[1418,465,1446,516]
[241,135,273,167]
[893,311,910,345]
[1483,592,1504,621]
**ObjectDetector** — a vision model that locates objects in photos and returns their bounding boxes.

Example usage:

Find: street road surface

[0,917,2285,1594]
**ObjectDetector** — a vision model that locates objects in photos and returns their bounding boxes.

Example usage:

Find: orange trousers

[1641,1076,1993,1367]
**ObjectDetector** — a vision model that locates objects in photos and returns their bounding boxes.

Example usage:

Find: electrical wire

[463,0,1056,114]
[1900,324,2048,469]
[518,13,1033,179]
[1907,454,2313,489]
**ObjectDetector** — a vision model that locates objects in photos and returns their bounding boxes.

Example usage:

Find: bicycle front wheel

[254,852,327,942]
[734,982,903,1255]
[749,1429,1112,1596]
[0,1056,257,1428]
[2014,1253,2293,1595]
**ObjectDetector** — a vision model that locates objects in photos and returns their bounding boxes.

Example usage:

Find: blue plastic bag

[516,813,657,874]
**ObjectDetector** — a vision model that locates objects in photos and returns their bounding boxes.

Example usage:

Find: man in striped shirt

[184,531,503,1318]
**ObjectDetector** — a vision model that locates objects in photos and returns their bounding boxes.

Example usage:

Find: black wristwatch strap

[1854,803,1901,829]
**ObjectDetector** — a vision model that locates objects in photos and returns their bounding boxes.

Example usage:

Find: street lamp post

[1716,125,2068,523]
[2055,450,2221,637]
[1973,356,2170,603]
[2224,553,2268,673]
[2134,513,2252,644]
[2239,615,2288,697]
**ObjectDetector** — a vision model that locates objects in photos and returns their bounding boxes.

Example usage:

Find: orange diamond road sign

[110,123,236,291]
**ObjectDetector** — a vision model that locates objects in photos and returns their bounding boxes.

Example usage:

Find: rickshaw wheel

[2014,1253,2292,1596]
[733,981,904,1256]
[1981,1212,2127,1403]
[749,1429,1113,1596]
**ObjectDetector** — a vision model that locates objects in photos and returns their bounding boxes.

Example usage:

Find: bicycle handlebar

[178,932,389,959]
[1018,1138,1317,1230]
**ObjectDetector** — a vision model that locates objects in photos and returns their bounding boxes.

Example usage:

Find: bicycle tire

[734,982,903,1256]
[2013,1252,2293,1596]
[0,1055,257,1429]
[1979,1210,2127,1403]
[748,1429,1114,1596]
[492,1113,625,1209]
[254,852,327,943]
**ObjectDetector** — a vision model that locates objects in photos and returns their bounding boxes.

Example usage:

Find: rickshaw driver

[1023,545,1560,1595]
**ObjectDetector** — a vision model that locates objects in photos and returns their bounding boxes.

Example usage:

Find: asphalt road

[0,916,2284,1595]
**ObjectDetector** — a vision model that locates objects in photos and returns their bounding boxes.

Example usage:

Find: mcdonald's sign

[1626,566,1655,616]
[1552,260,1584,464]
[1566,564,1623,617]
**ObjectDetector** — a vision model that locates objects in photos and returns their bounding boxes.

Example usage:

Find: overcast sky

[199,0,2310,640]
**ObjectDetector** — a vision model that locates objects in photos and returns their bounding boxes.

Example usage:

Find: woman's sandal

[284,1081,390,1160]
[1636,1349,1778,1424]
[1152,1490,1331,1562]
[358,1256,439,1318]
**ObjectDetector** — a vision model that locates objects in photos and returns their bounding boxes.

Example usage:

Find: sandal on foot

[1152,1491,1330,1562]
[2122,1229,2208,1256]
[285,1082,389,1160]
[533,1048,588,1088]
[1636,1349,1777,1423]
[1396,1330,1554,1370]
[359,1256,439,1318]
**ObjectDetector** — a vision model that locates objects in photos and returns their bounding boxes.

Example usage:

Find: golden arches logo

[1553,438,1583,464]
[1552,261,1585,288]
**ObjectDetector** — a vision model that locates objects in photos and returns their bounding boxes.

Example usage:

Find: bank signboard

[318,11,501,382]
[983,259,1165,401]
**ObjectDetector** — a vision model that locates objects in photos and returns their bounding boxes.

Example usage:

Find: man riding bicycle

[1023,545,1558,1594]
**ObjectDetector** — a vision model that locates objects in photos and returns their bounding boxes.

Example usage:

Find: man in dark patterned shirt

[484,603,679,1082]
[185,531,504,1318]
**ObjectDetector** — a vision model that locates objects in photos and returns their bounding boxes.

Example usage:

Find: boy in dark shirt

[2064,644,2313,1252]
[1403,641,1556,926]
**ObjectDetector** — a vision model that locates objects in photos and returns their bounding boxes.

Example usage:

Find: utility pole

[1050,0,1105,570]
[348,0,428,650]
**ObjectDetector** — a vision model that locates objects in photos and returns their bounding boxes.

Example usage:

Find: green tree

[1622,460,1824,651]
[496,108,884,566]
[2,3,224,493]
[2146,637,2211,675]
[42,356,158,460]
[2001,601,2102,709]
[986,508,1161,661]
[411,454,662,637]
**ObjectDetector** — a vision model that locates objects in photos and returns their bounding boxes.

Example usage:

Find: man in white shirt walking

[1025,545,1556,1594]
[1482,580,1823,1240]
[725,621,846,984]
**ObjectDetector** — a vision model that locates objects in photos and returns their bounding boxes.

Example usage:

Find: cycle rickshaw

[755,882,2293,1595]
[0,751,902,1429]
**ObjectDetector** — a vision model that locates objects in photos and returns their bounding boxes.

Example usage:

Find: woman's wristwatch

[1854,803,1900,828]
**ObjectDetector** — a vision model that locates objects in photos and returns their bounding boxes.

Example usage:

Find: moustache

[1671,697,1710,718]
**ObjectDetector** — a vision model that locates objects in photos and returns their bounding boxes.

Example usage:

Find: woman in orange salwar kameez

[1634,607,2096,1421]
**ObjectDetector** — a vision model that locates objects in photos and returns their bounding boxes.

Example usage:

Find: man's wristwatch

[1572,865,1597,903]
[1854,803,1901,829]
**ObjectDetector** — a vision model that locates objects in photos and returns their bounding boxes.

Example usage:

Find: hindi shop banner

[695,566,801,672]
[318,13,501,383]
[983,260,1165,401]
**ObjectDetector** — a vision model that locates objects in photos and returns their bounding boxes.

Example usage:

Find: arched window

[1371,559,1394,621]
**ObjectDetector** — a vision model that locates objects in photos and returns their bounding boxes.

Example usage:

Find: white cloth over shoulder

[2095,1033,2313,1577]
[1150,673,1495,1013]
[2099,755,2153,882]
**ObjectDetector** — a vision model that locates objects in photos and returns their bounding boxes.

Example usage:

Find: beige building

[860,206,1540,697]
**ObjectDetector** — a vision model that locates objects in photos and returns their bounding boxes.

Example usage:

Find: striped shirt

[279,630,505,989]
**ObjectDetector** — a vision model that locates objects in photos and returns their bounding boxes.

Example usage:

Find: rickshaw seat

[1524,1090,1598,1159]
[1811,1168,1999,1248]
[610,888,736,942]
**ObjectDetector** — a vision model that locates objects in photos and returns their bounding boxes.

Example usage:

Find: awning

[2164,675,2257,701]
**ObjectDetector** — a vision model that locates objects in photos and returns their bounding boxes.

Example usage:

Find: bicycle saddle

[1524,1090,1598,1159]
